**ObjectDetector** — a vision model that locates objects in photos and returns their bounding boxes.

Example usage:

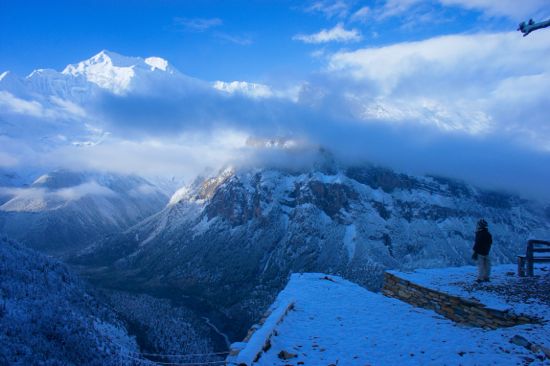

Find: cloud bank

[0,181,116,212]
[293,23,362,43]
[327,31,550,150]
[438,0,550,19]
[1,28,549,200]
[173,17,223,32]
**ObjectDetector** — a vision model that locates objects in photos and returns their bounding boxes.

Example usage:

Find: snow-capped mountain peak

[63,50,141,72]
[59,50,176,95]
[1,50,282,104]
[61,50,138,94]
[145,56,169,72]
[0,71,11,81]
[0,70,26,96]
[27,68,59,78]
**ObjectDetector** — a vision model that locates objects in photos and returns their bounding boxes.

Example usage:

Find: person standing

[472,219,492,282]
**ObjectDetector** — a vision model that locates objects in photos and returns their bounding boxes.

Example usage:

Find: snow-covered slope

[76,156,550,338]
[0,170,167,254]
[0,236,139,365]
[231,271,549,365]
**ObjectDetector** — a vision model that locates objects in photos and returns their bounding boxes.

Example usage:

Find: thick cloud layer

[1,29,549,200]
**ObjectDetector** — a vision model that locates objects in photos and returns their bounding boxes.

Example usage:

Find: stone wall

[382,272,537,329]
[226,300,295,366]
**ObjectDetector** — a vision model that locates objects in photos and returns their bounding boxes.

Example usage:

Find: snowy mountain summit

[0,50,193,106]
[61,50,176,95]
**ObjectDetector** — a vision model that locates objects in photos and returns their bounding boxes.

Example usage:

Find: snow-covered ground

[236,271,550,365]
[389,264,550,318]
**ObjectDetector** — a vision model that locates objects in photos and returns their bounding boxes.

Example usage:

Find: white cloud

[0,91,47,117]
[129,184,161,197]
[293,23,362,43]
[0,92,88,120]
[0,152,19,167]
[357,97,493,134]
[212,81,301,101]
[327,31,550,146]
[438,0,550,19]
[369,0,549,23]
[44,131,250,181]
[173,17,223,32]
[214,32,253,46]
[213,81,274,98]
[0,181,115,212]
[55,181,115,201]
[310,48,327,58]
[377,0,424,19]
[305,0,350,19]
[350,6,370,22]
[50,96,87,117]
[2,41,550,199]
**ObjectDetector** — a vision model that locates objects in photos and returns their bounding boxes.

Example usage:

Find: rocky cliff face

[77,161,550,338]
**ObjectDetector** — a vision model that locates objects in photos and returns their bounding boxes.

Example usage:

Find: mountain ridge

[0,169,167,255]
[74,158,550,339]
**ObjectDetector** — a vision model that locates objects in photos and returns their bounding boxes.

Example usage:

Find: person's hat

[477,219,488,229]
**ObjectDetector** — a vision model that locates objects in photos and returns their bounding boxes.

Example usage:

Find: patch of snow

[0,181,115,212]
[33,174,50,185]
[343,224,356,262]
[145,56,169,71]
[213,81,273,98]
[192,215,212,238]
[62,51,136,94]
[230,298,294,365]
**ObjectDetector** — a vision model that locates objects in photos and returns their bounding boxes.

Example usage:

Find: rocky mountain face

[0,170,167,255]
[76,160,550,339]
[0,236,139,365]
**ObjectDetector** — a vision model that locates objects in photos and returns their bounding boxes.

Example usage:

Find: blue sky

[1,0,550,197]
[0,0,539,82]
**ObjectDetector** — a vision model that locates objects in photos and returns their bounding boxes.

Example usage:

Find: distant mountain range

[0,49,275,105]
[0,170,167,255]
[74,153,550,338]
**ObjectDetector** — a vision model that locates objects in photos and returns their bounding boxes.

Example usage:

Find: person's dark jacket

[473,228,492,256]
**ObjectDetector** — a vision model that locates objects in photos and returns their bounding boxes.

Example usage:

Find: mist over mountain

[1,48,550,199]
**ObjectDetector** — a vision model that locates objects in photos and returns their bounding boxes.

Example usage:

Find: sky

[2,0,546,82]
[1,0,550,199]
